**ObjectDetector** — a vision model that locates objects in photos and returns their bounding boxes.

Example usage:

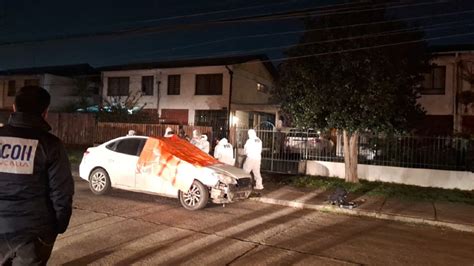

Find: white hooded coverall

[243,129,263,189]
[214,138,235,166]
[164,127,174,138]
[190,130,202,148]
[200,134,210,154]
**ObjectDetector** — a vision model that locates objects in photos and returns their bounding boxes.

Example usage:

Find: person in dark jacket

[0,86,74,265]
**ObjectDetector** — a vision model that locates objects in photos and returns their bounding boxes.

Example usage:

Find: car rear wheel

[89,168,111,195]
[179,180,209,210]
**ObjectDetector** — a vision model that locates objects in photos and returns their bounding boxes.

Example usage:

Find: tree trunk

[343,130,359,183]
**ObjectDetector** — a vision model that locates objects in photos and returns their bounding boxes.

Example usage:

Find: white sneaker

[254,185,264,190]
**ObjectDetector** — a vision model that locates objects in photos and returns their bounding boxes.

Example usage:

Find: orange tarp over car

[136,135,218,192]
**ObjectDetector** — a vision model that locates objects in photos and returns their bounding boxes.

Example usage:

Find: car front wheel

[179,180,209,210]
[89,168,111,195]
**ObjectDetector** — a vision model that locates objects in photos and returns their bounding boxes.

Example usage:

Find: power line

[217,0,448,23]
[82,0,307,32]
[135,17,474,59]
[267,31,474,64]
[2,32,473,81]
[0,0,449,47]
[111,0,307,25]
[119,31,474,67]
[131,20,474,63]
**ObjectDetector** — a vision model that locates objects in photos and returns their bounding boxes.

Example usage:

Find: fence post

[270,129,275,172]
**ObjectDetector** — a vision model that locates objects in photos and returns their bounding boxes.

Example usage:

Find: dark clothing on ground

[0,112,74,264]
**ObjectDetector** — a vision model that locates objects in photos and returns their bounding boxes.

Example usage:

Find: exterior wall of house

[102,66,230,124]
[417,56,455,115]
[102,69,159,112]
[232,60,274,106]
[457,53,474,117]
[159,66,230,124]
[0,74,43,109]
[417,52,474,134]
[231,61,277,128]
[232,110,249,128]
[43,74,77,111]
[101,61,276,128]
[0,74,98,112]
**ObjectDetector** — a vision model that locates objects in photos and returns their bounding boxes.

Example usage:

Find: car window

[288,130,300,137]
[106,141,117,151]
[288,130,306,138]
[137,139,147,156]
[115,138,143,156]
[307,130,319,138]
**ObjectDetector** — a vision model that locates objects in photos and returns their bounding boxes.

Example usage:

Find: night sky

[0,0,473,71]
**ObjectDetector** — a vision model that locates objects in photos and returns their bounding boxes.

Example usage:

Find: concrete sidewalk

[250,178,474,233]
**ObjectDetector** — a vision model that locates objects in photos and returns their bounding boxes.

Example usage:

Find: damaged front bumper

[210,177,252,204]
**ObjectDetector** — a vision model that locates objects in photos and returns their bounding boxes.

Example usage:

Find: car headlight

[213,172,237,185]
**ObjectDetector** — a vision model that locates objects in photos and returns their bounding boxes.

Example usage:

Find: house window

[195,109,228,139]
[195,74,223,95]
[24,79,39,86]
[421,66,446,95]
[7,80,16,96]
[108,77,129,96]
[142,76,154,96]
[168,75,181,95]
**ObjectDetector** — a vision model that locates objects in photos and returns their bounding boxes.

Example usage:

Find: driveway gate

[234,124,300,174]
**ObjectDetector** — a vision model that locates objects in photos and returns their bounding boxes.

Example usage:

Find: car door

[107,138,144,187]
[135,139,177,196]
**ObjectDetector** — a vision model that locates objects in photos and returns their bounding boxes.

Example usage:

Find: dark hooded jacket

[0,112,74,234]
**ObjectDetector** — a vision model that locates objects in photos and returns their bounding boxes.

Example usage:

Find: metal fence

[232,127,473,173]
[355,135,471,171]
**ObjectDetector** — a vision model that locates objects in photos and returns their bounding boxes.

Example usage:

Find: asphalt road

[49,177,474,265]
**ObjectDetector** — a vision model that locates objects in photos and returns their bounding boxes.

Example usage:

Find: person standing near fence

[0,86,74,265]
[164,127,175,138]
[214,138,235,166]
[200,134,210,154]
[190,129,201,147]
[244,129,263,190]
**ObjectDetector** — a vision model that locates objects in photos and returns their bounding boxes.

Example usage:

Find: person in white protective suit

[243,129,263,190]
[164,127,175,138]
[200,134,210,154]
[214,138,235,166]
[190,129,202,147]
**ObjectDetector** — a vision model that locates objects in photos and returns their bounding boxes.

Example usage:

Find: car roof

[101,135,149,145]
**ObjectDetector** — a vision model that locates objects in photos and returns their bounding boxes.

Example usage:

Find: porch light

[232,116,239,126]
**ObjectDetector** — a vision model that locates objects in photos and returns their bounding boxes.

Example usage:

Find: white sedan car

[79,135,253,210]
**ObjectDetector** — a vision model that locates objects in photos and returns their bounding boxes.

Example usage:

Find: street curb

[250,197,474,233]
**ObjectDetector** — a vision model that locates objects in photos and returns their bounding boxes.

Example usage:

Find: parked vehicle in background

[79,135,253,210]
[284,129,334,157]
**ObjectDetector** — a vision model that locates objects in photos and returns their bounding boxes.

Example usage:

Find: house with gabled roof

[97,54,279,138]
[0,64,100,112]
[417,45,474,135]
